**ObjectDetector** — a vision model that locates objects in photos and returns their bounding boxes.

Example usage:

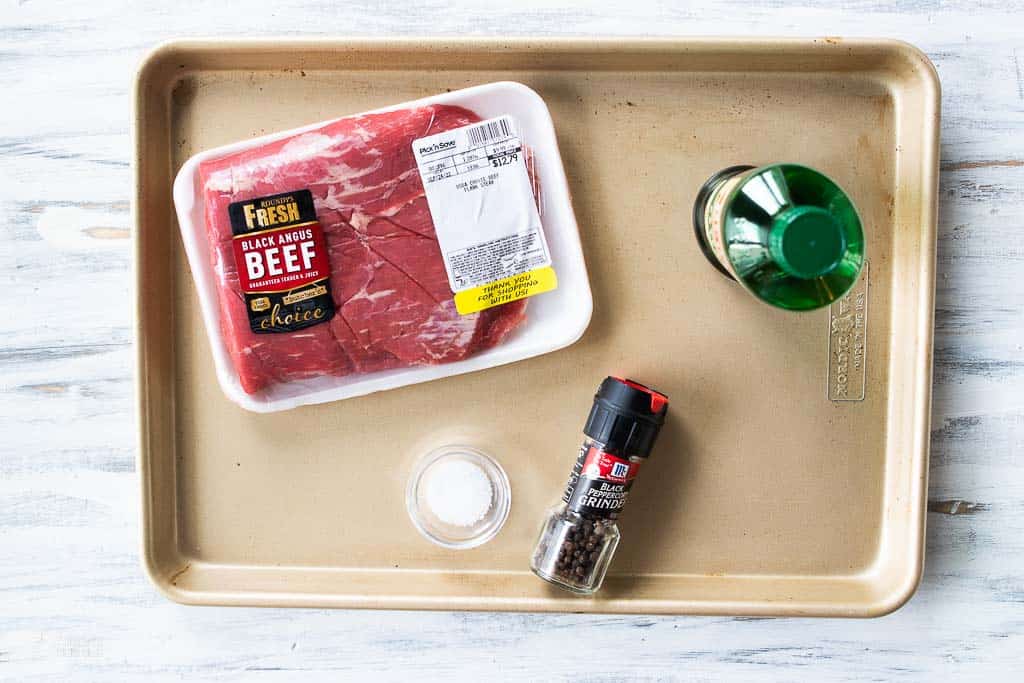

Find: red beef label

[227,190,335,334]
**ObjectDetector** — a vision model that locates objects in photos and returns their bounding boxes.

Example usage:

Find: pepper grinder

[530,376,669,594]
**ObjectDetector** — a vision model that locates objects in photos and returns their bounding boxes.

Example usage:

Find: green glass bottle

[693,164,865,311]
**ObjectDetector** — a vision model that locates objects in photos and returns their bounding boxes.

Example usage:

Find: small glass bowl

[406,445,511,549]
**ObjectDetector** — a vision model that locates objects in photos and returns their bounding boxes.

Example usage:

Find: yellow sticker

[454,266,558,315]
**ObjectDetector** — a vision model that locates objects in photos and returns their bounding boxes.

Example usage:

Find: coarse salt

[423,458,493,527]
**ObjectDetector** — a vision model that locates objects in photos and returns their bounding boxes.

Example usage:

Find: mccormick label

[228,190,334,334]
[562,443,642,520]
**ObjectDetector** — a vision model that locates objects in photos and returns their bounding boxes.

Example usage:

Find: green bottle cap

[767,205,847,279]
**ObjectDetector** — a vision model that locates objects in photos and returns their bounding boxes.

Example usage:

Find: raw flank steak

[198,105,528,394]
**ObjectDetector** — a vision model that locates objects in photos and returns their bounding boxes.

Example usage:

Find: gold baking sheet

[135,38,938,616]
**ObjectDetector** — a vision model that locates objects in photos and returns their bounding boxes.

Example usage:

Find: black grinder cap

[583,376,669,458]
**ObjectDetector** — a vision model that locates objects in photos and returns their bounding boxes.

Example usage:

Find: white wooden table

[2,1,1022,679]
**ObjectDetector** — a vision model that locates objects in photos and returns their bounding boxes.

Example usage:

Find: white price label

[413,116,555,313]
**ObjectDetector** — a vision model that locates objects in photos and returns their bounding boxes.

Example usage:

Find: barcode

[466,118,513,147]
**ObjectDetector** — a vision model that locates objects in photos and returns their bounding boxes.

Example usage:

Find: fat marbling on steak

[199,105,527,395]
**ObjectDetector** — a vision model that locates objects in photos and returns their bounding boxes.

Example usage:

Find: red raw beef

[198,105,527,394]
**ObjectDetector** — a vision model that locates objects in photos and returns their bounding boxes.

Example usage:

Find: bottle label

[228,189,335,334]
[702,172,749,279]
[562,443,641,519]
